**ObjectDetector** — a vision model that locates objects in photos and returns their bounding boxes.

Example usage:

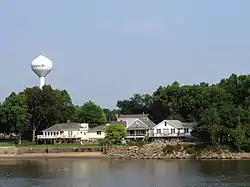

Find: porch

[37,134,83,144]
[126,129,147,139]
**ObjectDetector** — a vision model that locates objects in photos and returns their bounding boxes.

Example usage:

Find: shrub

[163,144,174,153]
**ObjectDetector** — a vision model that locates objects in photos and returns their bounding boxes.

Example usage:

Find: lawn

[0,141,100,148]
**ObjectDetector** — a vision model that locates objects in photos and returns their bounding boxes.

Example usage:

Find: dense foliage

[0,85,108,143]
[1,73,250,151]
[105,123,127,143]
[116,74,250,151]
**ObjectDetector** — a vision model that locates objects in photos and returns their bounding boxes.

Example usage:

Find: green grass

[16,143,101,148]
[0,141,101,148]
[0,142,15,147]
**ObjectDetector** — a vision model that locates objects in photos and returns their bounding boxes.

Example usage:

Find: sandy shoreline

[0,152,106,159]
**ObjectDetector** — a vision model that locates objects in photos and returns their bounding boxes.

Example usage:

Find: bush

[126,141,149,147]
[163,144,174,153]
[15,140,36,146]
[98,139,111,146]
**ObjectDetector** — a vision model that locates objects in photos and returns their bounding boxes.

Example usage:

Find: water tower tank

[31,55,52,89]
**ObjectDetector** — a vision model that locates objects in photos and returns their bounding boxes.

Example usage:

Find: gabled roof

[158,120,196,129]
[126,119,149,130]
[140,118,156,128]
[118,114,149,118]
[42,123,81,132]
[168,120,197,128]
[167,120,183,128]
[118,114,156,129]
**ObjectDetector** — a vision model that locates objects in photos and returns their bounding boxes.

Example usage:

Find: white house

[86,125,106,141]
[37,122,107,144]
[149,120,196,142]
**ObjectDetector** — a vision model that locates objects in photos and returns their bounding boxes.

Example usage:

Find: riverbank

[0,152,106,159]
[1,142,250,159]
[107,142,250,159]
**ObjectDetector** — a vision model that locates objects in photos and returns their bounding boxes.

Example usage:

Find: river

[0,158,250,187]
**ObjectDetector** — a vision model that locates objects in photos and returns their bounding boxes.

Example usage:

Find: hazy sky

[0,1,250,109]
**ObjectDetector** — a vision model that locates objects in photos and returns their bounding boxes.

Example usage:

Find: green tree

[230,125,248,150]
[1,92,31,144]
[23,85,70,142]
[54,89,75,122]
[103,108,119,122]
[105,123,127,143]
[72,101,107,127]
[117,93,153,115]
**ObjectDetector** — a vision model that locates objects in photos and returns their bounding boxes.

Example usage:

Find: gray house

[117,114,156,140]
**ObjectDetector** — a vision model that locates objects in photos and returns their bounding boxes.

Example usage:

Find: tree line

[0,85,112,144]
[1,73,250,151]
[117,74,250,151]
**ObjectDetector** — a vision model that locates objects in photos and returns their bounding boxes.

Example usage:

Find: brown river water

[0,158,250,187]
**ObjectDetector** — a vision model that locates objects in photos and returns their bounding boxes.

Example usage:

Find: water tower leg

[40,77,45,89]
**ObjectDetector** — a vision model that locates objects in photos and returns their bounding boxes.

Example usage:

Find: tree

[117,93,153,115]
[54,89,75,122]
[105,124,127,143]
[1,92,31,144]
[230,125,248,150]
[23,85,70,142]
[72,101,107,127]
[103,108,119,122]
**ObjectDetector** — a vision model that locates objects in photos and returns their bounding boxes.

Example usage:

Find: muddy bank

[0,152,106,159]
[0,146,105,155]
[0,146,108,159]
[107,143,250,159]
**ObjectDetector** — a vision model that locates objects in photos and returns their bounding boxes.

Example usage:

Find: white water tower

[31,55,52,89]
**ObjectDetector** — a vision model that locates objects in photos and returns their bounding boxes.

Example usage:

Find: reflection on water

[0,158,250,187]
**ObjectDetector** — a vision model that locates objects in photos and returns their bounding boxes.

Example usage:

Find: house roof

[126,119,149,130]
[118,114,149,118]
[166,120,196,128]
[42,123,81,132]
[166,120,183,128]
[88,122,127,132]
[182,122,196,128]
[88,124,106,132]
[108,121,126,126]
[118,114,156,130]
[126,118,156,130]
[140,118,156,128]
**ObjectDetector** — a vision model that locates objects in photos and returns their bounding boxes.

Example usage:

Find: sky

[0,1,250,109]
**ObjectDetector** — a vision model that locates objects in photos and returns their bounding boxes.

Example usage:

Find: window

[171,129,175,134]
[97,131,101,135]
[184,128,189,133]
[84,132,86,135]
[129,130,135,135]
[45,132,47,136]
[156,129,161,134]
[164,121,167,126]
